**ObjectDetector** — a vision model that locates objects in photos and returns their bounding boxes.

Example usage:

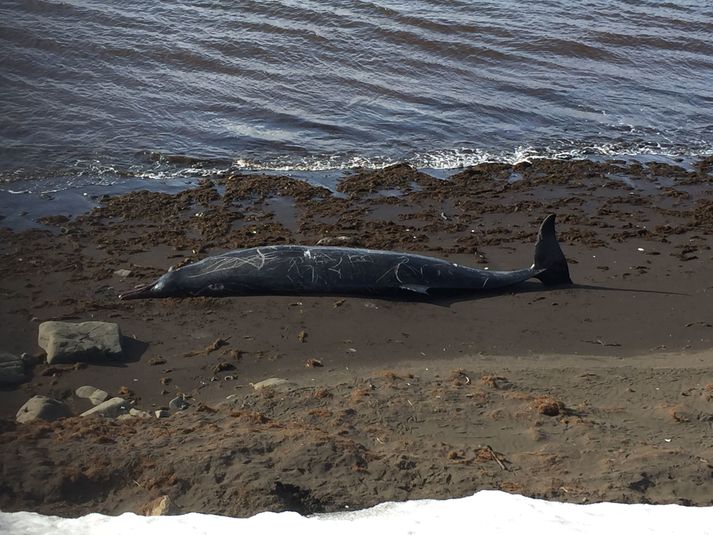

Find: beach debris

[142,495,180,516]
[480,375,513,390]
[80,397,129,418]
[251,377,290,390]
[484,445,508,471]
[75,385,109,406]
[333,299,346,308]
[38,321,123,364]
[113,269,132,278]
[206,338,229,352]
[212,361,235,374]
[147,356,167,366]
[0,351,28,385]
[129,408,152,419]
[532,395,565,416]
[298,330,308,343]
[305,358,323,368]
[169,395,190,411]
[16,395,72,423]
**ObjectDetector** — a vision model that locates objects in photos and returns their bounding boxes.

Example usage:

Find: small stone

[0,352,27,385]
[143,495,179,516]
[38,321,123,364]
[114,269,132,278]
[251,377,290,390]
[169,395,190,411]
[155,409,170,418]
[80,397,129,418]
[129,408,152,419]
[16,395,72,423]
[116,414,134,422]
[76,385,109,406]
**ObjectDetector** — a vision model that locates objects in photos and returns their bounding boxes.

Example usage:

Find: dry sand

[1,158,712,516]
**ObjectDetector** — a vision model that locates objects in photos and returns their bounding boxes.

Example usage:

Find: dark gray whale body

[120,214,571,300]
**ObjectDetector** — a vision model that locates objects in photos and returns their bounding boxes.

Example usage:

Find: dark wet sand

[1,158,712,516]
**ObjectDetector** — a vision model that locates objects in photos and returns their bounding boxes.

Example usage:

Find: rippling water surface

[1,0,712,182]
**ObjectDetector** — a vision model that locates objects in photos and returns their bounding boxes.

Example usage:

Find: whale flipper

[533,214,571,286]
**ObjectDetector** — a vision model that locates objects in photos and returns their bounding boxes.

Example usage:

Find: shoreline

[1,158,713,515]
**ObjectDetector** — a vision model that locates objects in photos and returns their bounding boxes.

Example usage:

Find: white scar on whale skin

[185,249,273,278]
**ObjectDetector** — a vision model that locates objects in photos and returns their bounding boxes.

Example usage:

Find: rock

[0,352,27,385]
[155,409,170,418]
[142,495,179,516]
[80,397,129,418]
[114,269,132,278]
[116,414,134,422]
[38,321,123,364]
[75,385,109,406]
[169,395,190,411]
[129,408,152,419]
[16,395,72,423]
[20,352,42,366]
[251,377,291,390]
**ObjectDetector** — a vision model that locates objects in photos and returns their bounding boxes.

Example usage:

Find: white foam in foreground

[1,490,711,535]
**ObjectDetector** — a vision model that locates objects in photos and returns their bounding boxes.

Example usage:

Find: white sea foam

[1,490,711,535]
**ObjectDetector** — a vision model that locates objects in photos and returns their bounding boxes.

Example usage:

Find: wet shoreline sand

[1,158,712,515]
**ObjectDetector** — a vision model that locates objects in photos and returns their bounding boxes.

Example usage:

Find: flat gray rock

[16,395,72,423]
[38,321,123,364]
[0,352,27,385]
[75,385,109,406]
[80,397,129,418]
[169,395,190,411]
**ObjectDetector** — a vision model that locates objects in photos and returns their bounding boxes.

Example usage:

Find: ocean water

[1,0,712,189]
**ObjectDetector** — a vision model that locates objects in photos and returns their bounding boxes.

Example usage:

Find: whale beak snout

[118,283,156,300]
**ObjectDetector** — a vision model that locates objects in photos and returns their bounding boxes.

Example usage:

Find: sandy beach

[1,158,713,516]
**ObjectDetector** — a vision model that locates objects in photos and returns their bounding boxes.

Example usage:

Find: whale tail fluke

[533,214,572,286]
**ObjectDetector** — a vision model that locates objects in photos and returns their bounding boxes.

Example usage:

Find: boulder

[16,395,72,423]
[0,352,27,385]
[38,321,123,364]
[80,397,129,418]
[76,385,109,406]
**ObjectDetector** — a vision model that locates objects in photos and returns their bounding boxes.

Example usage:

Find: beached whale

[119,214,571,300]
